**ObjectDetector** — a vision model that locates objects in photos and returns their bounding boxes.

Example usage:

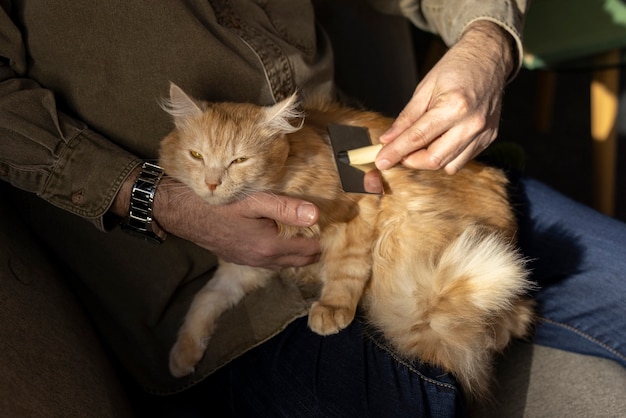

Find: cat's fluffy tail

[365,225,534,398]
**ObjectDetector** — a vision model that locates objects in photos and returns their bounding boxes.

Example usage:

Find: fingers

[397,120,496,171]
[273,244,320,268]
[363,170,384,194]
[375,96,499,173]
[227,242,321,270]
[248,193,319,227]
[375,108,458,171]
[442,135,493,174]
[379,89,430,146]
[238,193,321,269]
[376,89,435,171]
[375,83,467,171]
[250,231,321,270]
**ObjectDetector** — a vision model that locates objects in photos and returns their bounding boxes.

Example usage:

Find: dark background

[498,62,626,222]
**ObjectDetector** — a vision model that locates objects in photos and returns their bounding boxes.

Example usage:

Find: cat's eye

[190,150,203,160]
[231,157,248,164]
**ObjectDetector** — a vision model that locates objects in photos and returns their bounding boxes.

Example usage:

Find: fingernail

[376,158,392,171]
[297,202,316,224]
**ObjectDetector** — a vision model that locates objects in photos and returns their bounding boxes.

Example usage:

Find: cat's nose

[206,180,221,191]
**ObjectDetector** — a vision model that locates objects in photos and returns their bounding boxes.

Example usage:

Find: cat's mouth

[197,189,237,206]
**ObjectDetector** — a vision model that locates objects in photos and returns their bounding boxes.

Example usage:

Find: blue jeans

[152,317,467,417]
[153,177,625,417]
[516,178,626,366]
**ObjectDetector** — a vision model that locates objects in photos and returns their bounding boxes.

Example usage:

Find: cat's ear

[262,93,304,135]
[162,82,204,121]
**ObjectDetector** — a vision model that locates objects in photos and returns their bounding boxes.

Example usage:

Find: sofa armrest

[469,340,626,417]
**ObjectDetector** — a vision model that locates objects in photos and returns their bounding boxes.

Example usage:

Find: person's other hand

[154,176,321,269]
[375,21,516,175]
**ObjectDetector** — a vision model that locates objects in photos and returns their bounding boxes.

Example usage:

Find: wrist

[151,173,175,232]
[458,20,517,82]
[152,174,220,252]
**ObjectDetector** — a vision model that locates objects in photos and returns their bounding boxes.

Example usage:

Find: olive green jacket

[0,0,526,393]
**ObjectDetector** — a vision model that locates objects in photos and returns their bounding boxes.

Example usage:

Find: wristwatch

[121,162,167,244]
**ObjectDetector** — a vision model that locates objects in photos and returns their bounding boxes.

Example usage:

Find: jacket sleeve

[369,0,528,77]
[0,5,142,230]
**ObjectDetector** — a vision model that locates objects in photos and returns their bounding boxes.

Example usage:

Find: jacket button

[71,189,85,205]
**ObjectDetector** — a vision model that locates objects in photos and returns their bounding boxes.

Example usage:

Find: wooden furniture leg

[590,49,620,216]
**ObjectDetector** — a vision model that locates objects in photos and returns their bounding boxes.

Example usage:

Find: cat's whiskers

[234,186,276,204]
[160,182,194,192]
[158,182,199,200]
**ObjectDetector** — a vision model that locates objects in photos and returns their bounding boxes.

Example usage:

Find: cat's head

[158,83,303,205]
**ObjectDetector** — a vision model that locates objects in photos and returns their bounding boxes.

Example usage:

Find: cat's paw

[169,333,208,378]
[308,301,355,335]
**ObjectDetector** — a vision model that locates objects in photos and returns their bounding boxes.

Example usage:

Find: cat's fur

[158,83,534,398]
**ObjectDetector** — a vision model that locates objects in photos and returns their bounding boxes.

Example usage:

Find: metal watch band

[121,162,166,244]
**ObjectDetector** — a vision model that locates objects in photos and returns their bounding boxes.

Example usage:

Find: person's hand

[374,20,517,175]
[363,169,385,194]
[152,176,321,269]
[112,168,321,269]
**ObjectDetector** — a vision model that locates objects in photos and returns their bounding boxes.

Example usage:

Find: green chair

[523,0,626,216]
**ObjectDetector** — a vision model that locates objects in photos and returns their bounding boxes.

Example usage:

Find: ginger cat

[158,83,534,398]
